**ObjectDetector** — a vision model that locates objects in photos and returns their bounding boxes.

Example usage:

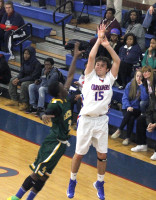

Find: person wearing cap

[107,0,122,24]
[26,57,60,115]
[97,28,122,60]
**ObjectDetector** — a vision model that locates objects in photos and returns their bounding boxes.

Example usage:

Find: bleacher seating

[32,0,56,6]
[25,21,52,38]
[66,54,87,70]
[13,2,72,25]
[108,108,156,141]
[13,40,32,52]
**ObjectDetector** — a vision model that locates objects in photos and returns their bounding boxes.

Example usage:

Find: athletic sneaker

[93,181,105,200]
[7,196,20,200]
[131,145,147,152]
[150,152,156,160]
[111,129,121,139]
[122,138,130,146]
[67,179,77,198]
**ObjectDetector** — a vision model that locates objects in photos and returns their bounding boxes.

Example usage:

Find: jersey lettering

[95,91,104,101]
[64,110,72,120]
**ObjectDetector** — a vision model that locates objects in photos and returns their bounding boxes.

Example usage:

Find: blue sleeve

[122,83,131,108]
[139,84,149,101]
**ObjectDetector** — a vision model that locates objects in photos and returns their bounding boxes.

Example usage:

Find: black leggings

[119,109,141,138]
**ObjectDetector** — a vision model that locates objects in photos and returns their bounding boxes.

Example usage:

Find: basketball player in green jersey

[7,42,83,200]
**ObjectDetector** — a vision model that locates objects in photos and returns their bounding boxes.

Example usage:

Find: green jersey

[45,97,72,141]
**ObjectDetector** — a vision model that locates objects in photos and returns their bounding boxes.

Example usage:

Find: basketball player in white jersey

[67,24,120,200]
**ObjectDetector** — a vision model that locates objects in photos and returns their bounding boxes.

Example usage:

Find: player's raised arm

[85,24,105,75]
[100,25,120,78]
[64,42,83,91]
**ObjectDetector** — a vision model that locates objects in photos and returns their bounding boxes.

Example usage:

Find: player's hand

[127,107,133,112]
[149,6,154,15]
[42,114,55,124]
[97,23,106,39]
[74,42,85,58]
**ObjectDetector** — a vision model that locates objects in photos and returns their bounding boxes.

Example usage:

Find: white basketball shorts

[75,115,109,155]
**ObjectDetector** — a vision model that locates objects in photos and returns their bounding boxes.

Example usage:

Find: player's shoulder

[51,98,64,104]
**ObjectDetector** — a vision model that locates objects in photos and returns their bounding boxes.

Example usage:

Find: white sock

[71,172,77,180]
[97,174,104,182]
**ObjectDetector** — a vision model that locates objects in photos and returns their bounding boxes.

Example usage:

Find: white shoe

[131,145,147,152]
[20,2,31,6]
[122,138,130,146]
[111,129,121,139]
[9,55,15,60]
[150,152,156,160]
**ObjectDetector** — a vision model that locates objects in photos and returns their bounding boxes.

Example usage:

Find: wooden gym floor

[0,97,155,200]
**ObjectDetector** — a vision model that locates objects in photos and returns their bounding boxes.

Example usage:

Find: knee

[74,153,83,161]
[21,82,28,89]
[38,87,45,93]
[97,153,107,160]
[29,84,36,91]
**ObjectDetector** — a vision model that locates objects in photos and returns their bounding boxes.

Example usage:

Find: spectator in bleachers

[21,0,46,9]
[97,28,122,59]
[111,69,148,145]
[142,3,156,35]
[117,33,142,89]
[121,10,145,52]
[26,58,60,115]
[131,66,156,161]
[5,46,42,111]
[0,0,5,22]
[90,8,122,47]
[0,54,11,84]
[106,0,122,24]
[0,1,26,60]
[142,37,156,70]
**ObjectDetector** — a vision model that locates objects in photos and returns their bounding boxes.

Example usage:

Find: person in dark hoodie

[0,1,25,60]
[26,57,60,115]
[0,0,5,22]
[5,46,42,111]
[0,54,11,84]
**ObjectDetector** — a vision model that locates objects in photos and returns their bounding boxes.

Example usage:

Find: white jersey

[79,69,116,117]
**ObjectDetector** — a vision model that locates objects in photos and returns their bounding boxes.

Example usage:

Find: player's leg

[25,173,48,199]
[67,116,92,198]
[7,172,41,200]
[92,115,108,200]
[93,152,107,200]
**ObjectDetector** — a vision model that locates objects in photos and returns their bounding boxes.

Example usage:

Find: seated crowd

[0,1,156,162]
